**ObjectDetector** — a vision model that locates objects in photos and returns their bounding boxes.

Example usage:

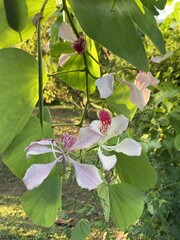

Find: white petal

[98,148,117,171]
[23,160,57,190]
[147,72,160,87]
[135,72,151,90]
[58,52,75,67]
[150,50,173,63]
[70,121,103,150]
[114,138,142,156]
[58,22,77,42]
[107,114,129,137]
[25,139,59,158]
[70,158,103,190]
[95,74,114,98]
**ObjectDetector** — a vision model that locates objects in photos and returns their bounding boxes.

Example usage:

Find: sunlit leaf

[22,175,61,227]
[71,219,90,240]
[106,84,137,120]
[0,48,47,152]
[109,183,144,229]
[0,0,56,47]
[3,0,28,34]
[3,116,54,179]
[174,134,180,151]
[115,151,157,190]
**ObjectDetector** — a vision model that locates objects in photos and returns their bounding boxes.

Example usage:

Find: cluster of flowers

[23,22,172,191]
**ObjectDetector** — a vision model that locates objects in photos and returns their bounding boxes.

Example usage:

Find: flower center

[61,134,77,150]
[72,36,86,54]
[98,110,111,135]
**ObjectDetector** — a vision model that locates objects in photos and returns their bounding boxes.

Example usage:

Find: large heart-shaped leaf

[97,183,110,222]
[22,175,61,227]
[115,151,157,190]
[0,48,47,152]
[68,0,165,71]
[3,116,54,179]
[109,183,144,229]
[0,0,56,47]
[71,219,90,240]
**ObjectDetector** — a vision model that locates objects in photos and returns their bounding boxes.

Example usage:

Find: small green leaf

[71,219,90,240]
[109,183,144,229]
[3,116,54,179]
[0,48,48,152]
[174,134,180,151]
[115,151,157,190]
[106,84,137,120]
[4,0,28,34]
[22,175,61,227]
[97,183,110,222]
[50,42,72,59]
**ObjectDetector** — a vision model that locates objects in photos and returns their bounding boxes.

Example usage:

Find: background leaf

[0,48,47,152]
[71,219,90,240]
[115,151,157,190]
[97,183,110,222]
[3,116,54,179]
[109,183,144,229]
[0,0,56,47]
[3,0,28,34]
[22,175,61,227]
[106,84,137,120]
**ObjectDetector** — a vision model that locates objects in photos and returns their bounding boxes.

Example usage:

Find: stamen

[72,35,86,54]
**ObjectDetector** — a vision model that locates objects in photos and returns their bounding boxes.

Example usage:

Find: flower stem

[48,69,85,77]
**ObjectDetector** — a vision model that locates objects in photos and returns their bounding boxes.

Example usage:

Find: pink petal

[25,139,59,158]
[95,74,114,98]
[58,22,77,42]
[147,72,159,87]
[150,50,173,63]
[70,158,103,190]
[124,81,150,110]
[98,148,117,171]
[58,52,75,67]
[61,134,77,150]
[70,121,103,150]
[23,160,57,190]
[114,138,142,156]
[135,72,151,90]
[107,114,129,137]
[98,110,112,135]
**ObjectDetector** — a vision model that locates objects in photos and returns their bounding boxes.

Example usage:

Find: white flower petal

[23,160,57,190]
[25,139,59,158]
[70,121,103,150]
[95,74,114,98]
[107,114,129,137]
[58,22,77,42]
[150,50,173,63]
[98,148,117,171]
[135,72,151,90]
[58,52,75,67]
[70,158,103,190]
[114,138,142,156]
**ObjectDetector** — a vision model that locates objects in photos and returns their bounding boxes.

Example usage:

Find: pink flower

[71,110,142,171]
[23,135,103,191]
[58,22,86,67]
[124,71,159,110]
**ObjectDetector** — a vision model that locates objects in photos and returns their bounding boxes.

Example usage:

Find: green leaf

[106,84,137,120]
[71,219,90,240]
[22,175,61,227]
[68,0,148,71]
[109,183,144,229]
[97,183,110,222]
[0,48,48,152]
[58,37,100,94]
[174,134,180,151]
[115,151,157,190]
[0,0,56,47]
[3,116,54,179]
[140,0,167,15]
[50,42,72,59]
[4,0,28,34]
